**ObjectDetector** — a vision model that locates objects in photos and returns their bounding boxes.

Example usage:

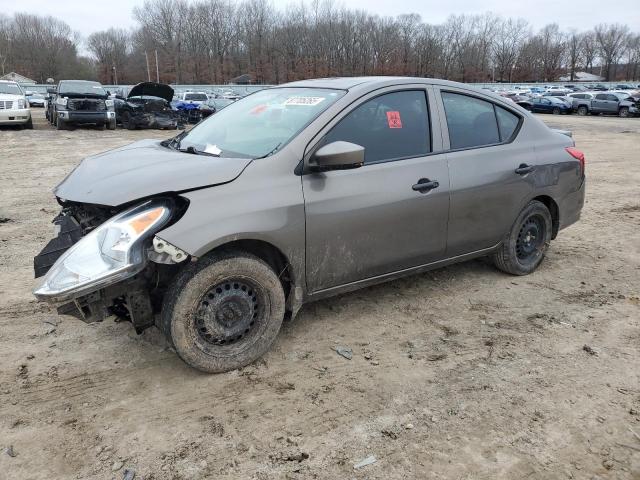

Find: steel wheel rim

[516,214,545,262]
[192,278,264,353]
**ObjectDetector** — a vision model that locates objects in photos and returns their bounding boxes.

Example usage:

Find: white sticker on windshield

[284,96,325,106]
[92,86,102,88]
[204,144,222,156]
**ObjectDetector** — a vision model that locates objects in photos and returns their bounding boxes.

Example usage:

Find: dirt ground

[0,109,639,480]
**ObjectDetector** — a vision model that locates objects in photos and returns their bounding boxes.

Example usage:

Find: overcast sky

[2,0,639,40]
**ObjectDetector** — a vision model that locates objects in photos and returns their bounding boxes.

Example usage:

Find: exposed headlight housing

[34,200,173,302]
[18,99,26,109]
[56,97,68,107]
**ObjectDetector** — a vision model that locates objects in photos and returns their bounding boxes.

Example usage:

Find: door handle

[412,178,440,192]
[515,164,535,175]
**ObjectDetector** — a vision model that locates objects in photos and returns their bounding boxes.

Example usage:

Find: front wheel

[493,200,552,276]
[552,107,561,115]
[161,251,286,373]
[619,107,629,118]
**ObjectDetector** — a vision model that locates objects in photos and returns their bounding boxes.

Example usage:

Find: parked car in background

[47,80,116,130]
[114,82,178,130]
[174,91,209,105]
[570,92,638,117]
[33,77,585,373]
[0,80,32,129]
[26,91,46,107]
[519,96,572,114]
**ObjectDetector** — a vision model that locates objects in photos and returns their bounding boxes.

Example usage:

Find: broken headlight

[34,200,173,302]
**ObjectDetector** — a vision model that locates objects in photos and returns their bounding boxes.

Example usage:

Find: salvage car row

[486,84,640,117]
[2,79,244,131]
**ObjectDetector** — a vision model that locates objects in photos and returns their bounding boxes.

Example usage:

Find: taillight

[565,147,585,175]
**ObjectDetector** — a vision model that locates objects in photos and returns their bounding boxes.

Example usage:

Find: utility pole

[145,51,151,82]
[155,50,160,83]
[112,65,118,85]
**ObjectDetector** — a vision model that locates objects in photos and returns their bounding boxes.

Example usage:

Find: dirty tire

[25,117,33,129]
[107,119,116,130]
[552,107,561,115]
[161,251,286,373]
[56,118,67,130]
[121,112,135,130]
[492,200,552,276]
[577,106,588,116]
[619,107,629,118]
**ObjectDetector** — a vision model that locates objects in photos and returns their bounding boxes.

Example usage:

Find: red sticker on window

[386,111,402,128]
[250,104,268,115]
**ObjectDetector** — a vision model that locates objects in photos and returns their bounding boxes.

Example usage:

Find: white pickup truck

[0,80,33,129]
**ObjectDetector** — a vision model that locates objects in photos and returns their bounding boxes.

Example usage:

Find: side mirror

[310,141,364,172]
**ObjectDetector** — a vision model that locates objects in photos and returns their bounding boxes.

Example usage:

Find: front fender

[156,162,306,294]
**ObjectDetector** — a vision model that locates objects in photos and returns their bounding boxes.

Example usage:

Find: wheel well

[208,239,292,299]
[533,195,559,239]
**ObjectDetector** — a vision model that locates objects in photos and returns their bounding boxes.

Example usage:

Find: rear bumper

[0,108,31,124]
[58,110,115,125]
[558,177,585,231]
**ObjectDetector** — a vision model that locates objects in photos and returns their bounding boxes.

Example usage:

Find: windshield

[59,81,106,96]
[184,93,208,101]
[0,83,24,95]
[179,87,345,158]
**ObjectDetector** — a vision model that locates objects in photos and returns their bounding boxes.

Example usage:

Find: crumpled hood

[128,82,174,102]
[54,140,252,206]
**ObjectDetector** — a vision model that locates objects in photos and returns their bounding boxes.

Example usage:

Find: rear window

[441,92,500,149]
[185,93,208,101]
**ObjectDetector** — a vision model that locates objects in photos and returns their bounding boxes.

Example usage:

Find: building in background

[0,72,36,85]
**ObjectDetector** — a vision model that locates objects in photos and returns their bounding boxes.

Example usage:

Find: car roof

[279,76,483,91]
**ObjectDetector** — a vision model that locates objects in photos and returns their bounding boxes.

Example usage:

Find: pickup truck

[568,92,639,117]
[47,80,116,130]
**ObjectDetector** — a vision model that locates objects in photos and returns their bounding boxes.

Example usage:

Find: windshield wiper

[178,146,220,157]
[254,143,282,159]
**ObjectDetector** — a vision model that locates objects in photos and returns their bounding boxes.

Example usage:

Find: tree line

[1,0,639,85]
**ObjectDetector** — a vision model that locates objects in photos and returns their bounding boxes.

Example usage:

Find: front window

[323,90,431,163]
[0,83,23,95]
[179,87,345,158]
[58,81,106,96]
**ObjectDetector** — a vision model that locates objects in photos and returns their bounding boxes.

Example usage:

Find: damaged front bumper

[128,112,178,129]
[33,201,189,331]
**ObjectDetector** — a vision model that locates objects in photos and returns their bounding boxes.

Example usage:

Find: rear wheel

[577,105,588,116]
[161,251,286,373]
[619,107,630,118]
[552,107,561,115]
[493,200,552,276]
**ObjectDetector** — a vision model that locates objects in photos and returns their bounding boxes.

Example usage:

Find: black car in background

[46,80,116,130]
[114,82,178,130]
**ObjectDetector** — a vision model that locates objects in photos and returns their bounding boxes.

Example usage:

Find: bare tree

[594,23,630,80]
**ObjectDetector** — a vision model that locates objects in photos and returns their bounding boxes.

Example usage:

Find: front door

[435,88,537,257]
[303,88,449,292]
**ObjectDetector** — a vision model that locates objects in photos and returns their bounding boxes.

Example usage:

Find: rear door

[434,88,536,257]
[592,93,612,113]
[302,86,449,292]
